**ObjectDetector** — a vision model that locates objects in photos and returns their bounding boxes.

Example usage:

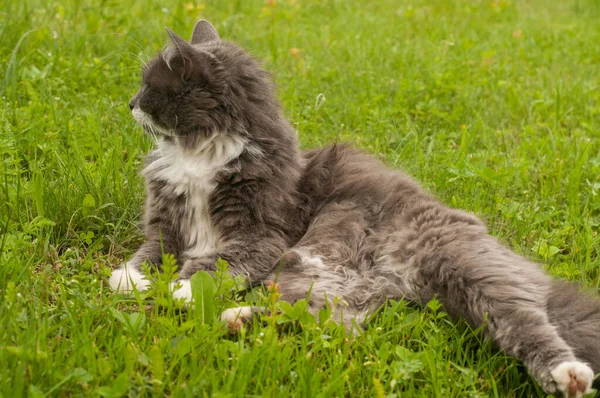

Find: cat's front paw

[170,279,193,304]
[109,262,151,293]
[550,361,594,398]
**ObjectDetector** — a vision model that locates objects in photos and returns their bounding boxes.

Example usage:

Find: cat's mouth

[132,108,174,138]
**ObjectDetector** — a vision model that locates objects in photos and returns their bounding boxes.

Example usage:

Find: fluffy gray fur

[111,21,600,397]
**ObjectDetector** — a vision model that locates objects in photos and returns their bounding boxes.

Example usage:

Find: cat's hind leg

[396,207,595,397]
[221,202,377,330]
[548,279,600,389]
[218,252,368,332]
[273,201,389,329]
[272,249,371,329]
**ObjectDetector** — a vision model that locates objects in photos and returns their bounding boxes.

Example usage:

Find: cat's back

[301,144,434,215]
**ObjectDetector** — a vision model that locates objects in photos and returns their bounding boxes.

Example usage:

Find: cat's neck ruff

[143,134,247,192]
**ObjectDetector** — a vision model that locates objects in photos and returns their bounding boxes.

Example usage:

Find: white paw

[550,361,594,398]
[170,279,193,303]
[221,306,254,332]
[109,263,151,293]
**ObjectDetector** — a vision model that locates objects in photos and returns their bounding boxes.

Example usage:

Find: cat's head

[129,20,277,144]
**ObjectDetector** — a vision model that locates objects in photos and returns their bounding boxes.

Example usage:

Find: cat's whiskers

[103,50,150,74]
[131,108,175,143]
[146,123,159,145]
[110,33,152,67]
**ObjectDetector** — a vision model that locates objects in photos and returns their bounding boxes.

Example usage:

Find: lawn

[1,0,599,396]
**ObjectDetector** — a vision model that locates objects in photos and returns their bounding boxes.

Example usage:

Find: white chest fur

[143,135,247,258]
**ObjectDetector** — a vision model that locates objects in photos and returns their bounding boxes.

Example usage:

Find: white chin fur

[550,361,594,398]
[109,263,151,293]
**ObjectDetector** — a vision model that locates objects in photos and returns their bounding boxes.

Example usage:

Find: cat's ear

[165,27,195,79]
[191,20,220,45]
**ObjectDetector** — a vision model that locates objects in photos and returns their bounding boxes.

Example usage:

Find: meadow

[1,0,599,396]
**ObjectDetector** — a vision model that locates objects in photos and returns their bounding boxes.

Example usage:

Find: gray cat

[109,21,600,397]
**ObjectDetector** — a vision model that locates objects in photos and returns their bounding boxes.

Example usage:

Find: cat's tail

[547,279,600,388]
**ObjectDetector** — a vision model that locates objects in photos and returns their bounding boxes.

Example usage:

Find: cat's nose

[128,102,134,111]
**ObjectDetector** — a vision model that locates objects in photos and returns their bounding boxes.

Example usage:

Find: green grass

[1,0,600,396]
